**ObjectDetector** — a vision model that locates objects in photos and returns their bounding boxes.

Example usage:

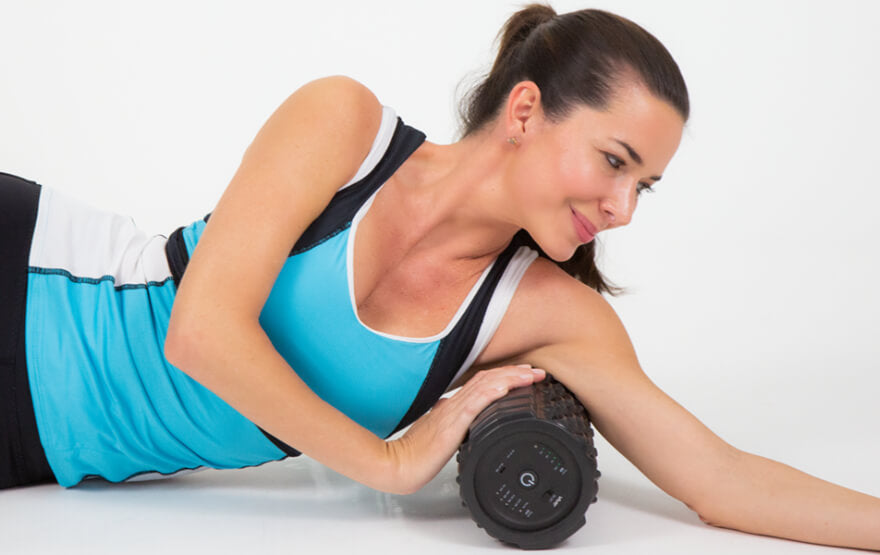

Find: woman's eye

[637,182,655,196]
[605,153,623,169]
[605,153,655,196]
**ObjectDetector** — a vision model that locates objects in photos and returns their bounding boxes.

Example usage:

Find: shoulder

[239,74,385,187]
[295,75,382,118]
[293,75,380,111]
[305,75,384,167]
[300,74,382,137]
[470,255,621,371]
[263,75,383,166]
[511,256,621,350]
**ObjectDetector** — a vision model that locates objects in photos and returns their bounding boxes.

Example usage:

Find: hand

[386,364,546,495]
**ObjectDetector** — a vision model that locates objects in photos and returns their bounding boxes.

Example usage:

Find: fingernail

[531,368,545,374]
[516,364,532,369]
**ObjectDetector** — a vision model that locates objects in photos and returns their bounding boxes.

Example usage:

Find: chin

[523,229,581,262]
[540,241,579,263]
[563,249,582,263]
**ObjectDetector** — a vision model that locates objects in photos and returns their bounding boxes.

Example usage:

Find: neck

[391,127,522,269]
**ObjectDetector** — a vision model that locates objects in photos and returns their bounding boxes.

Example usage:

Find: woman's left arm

[519,280,880,551]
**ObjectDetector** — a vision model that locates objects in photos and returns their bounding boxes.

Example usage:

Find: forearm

[699,448,880,551]
[165,319,399,493]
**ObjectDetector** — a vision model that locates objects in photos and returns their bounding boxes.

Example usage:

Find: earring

[507,137,519,146]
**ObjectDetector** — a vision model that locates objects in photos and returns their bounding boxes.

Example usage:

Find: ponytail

[460,4,558,140]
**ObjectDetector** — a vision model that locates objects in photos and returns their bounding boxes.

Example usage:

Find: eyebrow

[613,139,663,182]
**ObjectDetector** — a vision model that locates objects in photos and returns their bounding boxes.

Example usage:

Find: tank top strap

[290,115,426,255]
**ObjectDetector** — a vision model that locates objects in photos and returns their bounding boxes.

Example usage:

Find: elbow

[383,481,418,496]
[375,441,423,496]
[391,481,423,497]
[684,502,716,527]
[681,446,745,528]
[164,310,220,369]
[164,323,206,369]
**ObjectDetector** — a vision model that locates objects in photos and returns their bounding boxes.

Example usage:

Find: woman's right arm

[163,75,542,494]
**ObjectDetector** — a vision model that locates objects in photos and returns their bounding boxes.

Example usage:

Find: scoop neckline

[345,183,497,344]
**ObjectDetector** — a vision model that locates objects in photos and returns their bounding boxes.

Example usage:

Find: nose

[600,181,638,230]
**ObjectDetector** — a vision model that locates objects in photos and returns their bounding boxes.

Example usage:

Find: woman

[2,2,878,550]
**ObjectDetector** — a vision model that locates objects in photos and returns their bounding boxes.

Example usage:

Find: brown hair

[456,3,689,296]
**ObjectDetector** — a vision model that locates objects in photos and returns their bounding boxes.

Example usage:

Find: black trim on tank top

[387,235,527,437]
[257,428,302,458]
[164,226,190,289]
[290,117,426,255]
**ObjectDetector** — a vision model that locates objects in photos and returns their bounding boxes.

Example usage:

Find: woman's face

[509,81,684,262]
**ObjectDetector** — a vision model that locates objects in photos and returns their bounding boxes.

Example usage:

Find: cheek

[556,151,602,198]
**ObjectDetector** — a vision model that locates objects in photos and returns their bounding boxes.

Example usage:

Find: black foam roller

[456,374,600,549]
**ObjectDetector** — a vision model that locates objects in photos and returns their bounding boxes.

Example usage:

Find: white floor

[3,428,876,555]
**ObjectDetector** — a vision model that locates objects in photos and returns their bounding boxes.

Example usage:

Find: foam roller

[456,373,600,549]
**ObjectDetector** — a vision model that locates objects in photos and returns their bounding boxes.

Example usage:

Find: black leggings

[0,171,57,489]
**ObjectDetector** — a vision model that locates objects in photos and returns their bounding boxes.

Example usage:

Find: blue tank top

[25,106,539,487]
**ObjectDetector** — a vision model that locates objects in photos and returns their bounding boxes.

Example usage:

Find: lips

[570,206,597,242]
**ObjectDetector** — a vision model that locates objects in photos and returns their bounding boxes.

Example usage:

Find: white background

[2,0,879,553]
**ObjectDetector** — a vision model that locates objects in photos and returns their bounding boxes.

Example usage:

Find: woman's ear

[505,80,542,137]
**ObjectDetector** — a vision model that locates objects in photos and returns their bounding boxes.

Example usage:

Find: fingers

[450,364,547,421]
[470,364,546,391]
[415,364,547,444]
